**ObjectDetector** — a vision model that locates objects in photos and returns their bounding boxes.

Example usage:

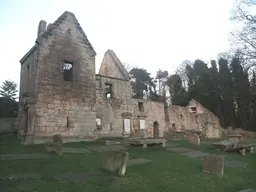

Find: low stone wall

[224,128,256,139]
[19,134,97,145]
[241,130,256,139]
[0,118,17,134]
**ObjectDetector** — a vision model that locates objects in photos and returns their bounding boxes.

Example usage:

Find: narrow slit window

[138,102,144,112]
[63,61,73,81]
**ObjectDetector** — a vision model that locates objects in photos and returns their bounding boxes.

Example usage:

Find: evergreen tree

[218,58,237,128]
[0,80,18,100]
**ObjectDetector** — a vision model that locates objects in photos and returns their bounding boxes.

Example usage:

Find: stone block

[102,151,129,176]
[187,133,200,146]
[203,155,224,178]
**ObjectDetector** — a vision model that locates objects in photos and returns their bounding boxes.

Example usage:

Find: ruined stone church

[18,11,222,144]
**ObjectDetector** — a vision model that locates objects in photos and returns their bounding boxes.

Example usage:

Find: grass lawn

[0,134,256,192]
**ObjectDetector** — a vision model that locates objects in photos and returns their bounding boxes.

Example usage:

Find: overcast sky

[0,0,236,88]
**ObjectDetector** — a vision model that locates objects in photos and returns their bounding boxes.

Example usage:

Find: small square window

[63,61,73,81]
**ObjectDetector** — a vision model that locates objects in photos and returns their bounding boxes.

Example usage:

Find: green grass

[0,134,256,192]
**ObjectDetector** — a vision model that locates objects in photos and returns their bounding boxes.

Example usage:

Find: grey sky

[0,0,236,88]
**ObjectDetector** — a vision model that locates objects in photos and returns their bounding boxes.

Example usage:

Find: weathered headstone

[102,151,129,176]
[187,133,200,146]
[45,134,63,155]
[203,155,224,178]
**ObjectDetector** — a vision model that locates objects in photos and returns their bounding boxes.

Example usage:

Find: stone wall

[94,74,166,138]
[95,74,133,137]
[166,103,221,138]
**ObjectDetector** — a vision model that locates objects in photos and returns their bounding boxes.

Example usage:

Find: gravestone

[187,133,200,146]
[45,134,63,155]
[203,155,224,178]
[53,134,63,155]
[102,151,129,176]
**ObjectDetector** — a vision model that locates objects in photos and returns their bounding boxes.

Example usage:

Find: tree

[209,60,224,125]
[230,57,252,129]
[230,0,256,68]
[166,74,189,106]
[155,69,169,104]
[218,58,237,128]
[188,60,214,111]
[0,80,18,100]
[122,63,133,73]
[129,68,156,99]
[0,97,18,118]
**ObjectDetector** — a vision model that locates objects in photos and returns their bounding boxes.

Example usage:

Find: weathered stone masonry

[18,11,221,144]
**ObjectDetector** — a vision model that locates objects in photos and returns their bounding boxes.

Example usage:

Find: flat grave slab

[166,147,194,153]
[239,189,256,192]
[63,148,92,153]
[53,172,104,181]
[87,145,127,152]
[181,151,211,159]
[166,143,179,148]
[0,153,49,160]
[127,158,152,166]
[225,160,248,168]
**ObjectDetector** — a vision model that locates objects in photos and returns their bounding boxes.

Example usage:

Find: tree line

[127,57,256,132]
[128,0,256,132]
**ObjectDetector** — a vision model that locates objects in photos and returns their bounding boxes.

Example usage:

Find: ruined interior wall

[95,75,166,138]
[131,99,166,137]
[167,106,187,132]
[95,74,133,137]
[167,105,221,138]
[32,13,96,137]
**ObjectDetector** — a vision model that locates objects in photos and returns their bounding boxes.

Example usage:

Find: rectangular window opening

[138,102,144,112]
[96,118,102,130]
[190,107,197,113]
[63,61,73,81]
[105,83,113,99]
